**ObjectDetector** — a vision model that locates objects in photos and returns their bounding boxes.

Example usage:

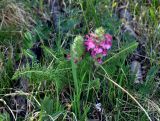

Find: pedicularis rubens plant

[71,27,112,64]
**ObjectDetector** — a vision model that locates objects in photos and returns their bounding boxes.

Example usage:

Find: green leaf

[23,31,33,49]
[149,7,157,24]
[61,18,79,32]
[0,113,10,121]
[41,96,54,115]
[139,65,159,96]
[22,49,36,60]
[103,41,138,64]
[88,78,100,90]
[145,66,159,86]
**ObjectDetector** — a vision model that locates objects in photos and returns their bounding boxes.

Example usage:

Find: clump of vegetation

[0,0,34,44]
[0,0,160,121]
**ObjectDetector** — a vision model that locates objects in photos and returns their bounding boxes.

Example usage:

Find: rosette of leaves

[71,35,85,62]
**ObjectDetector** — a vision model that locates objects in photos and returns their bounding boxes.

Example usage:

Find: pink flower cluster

[84,33,112,64]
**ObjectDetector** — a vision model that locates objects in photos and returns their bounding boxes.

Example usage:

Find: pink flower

[102,50,107,56]
[100,40,112,49]
[93,46,103,54]
[85,38,96,51]
[85,35,90,38]
[105,34,112,42]
[66,54,71,60]
[91,50,96,57]
[84,29,112,64]
[97,57,102,64]
[74,58,78,63]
